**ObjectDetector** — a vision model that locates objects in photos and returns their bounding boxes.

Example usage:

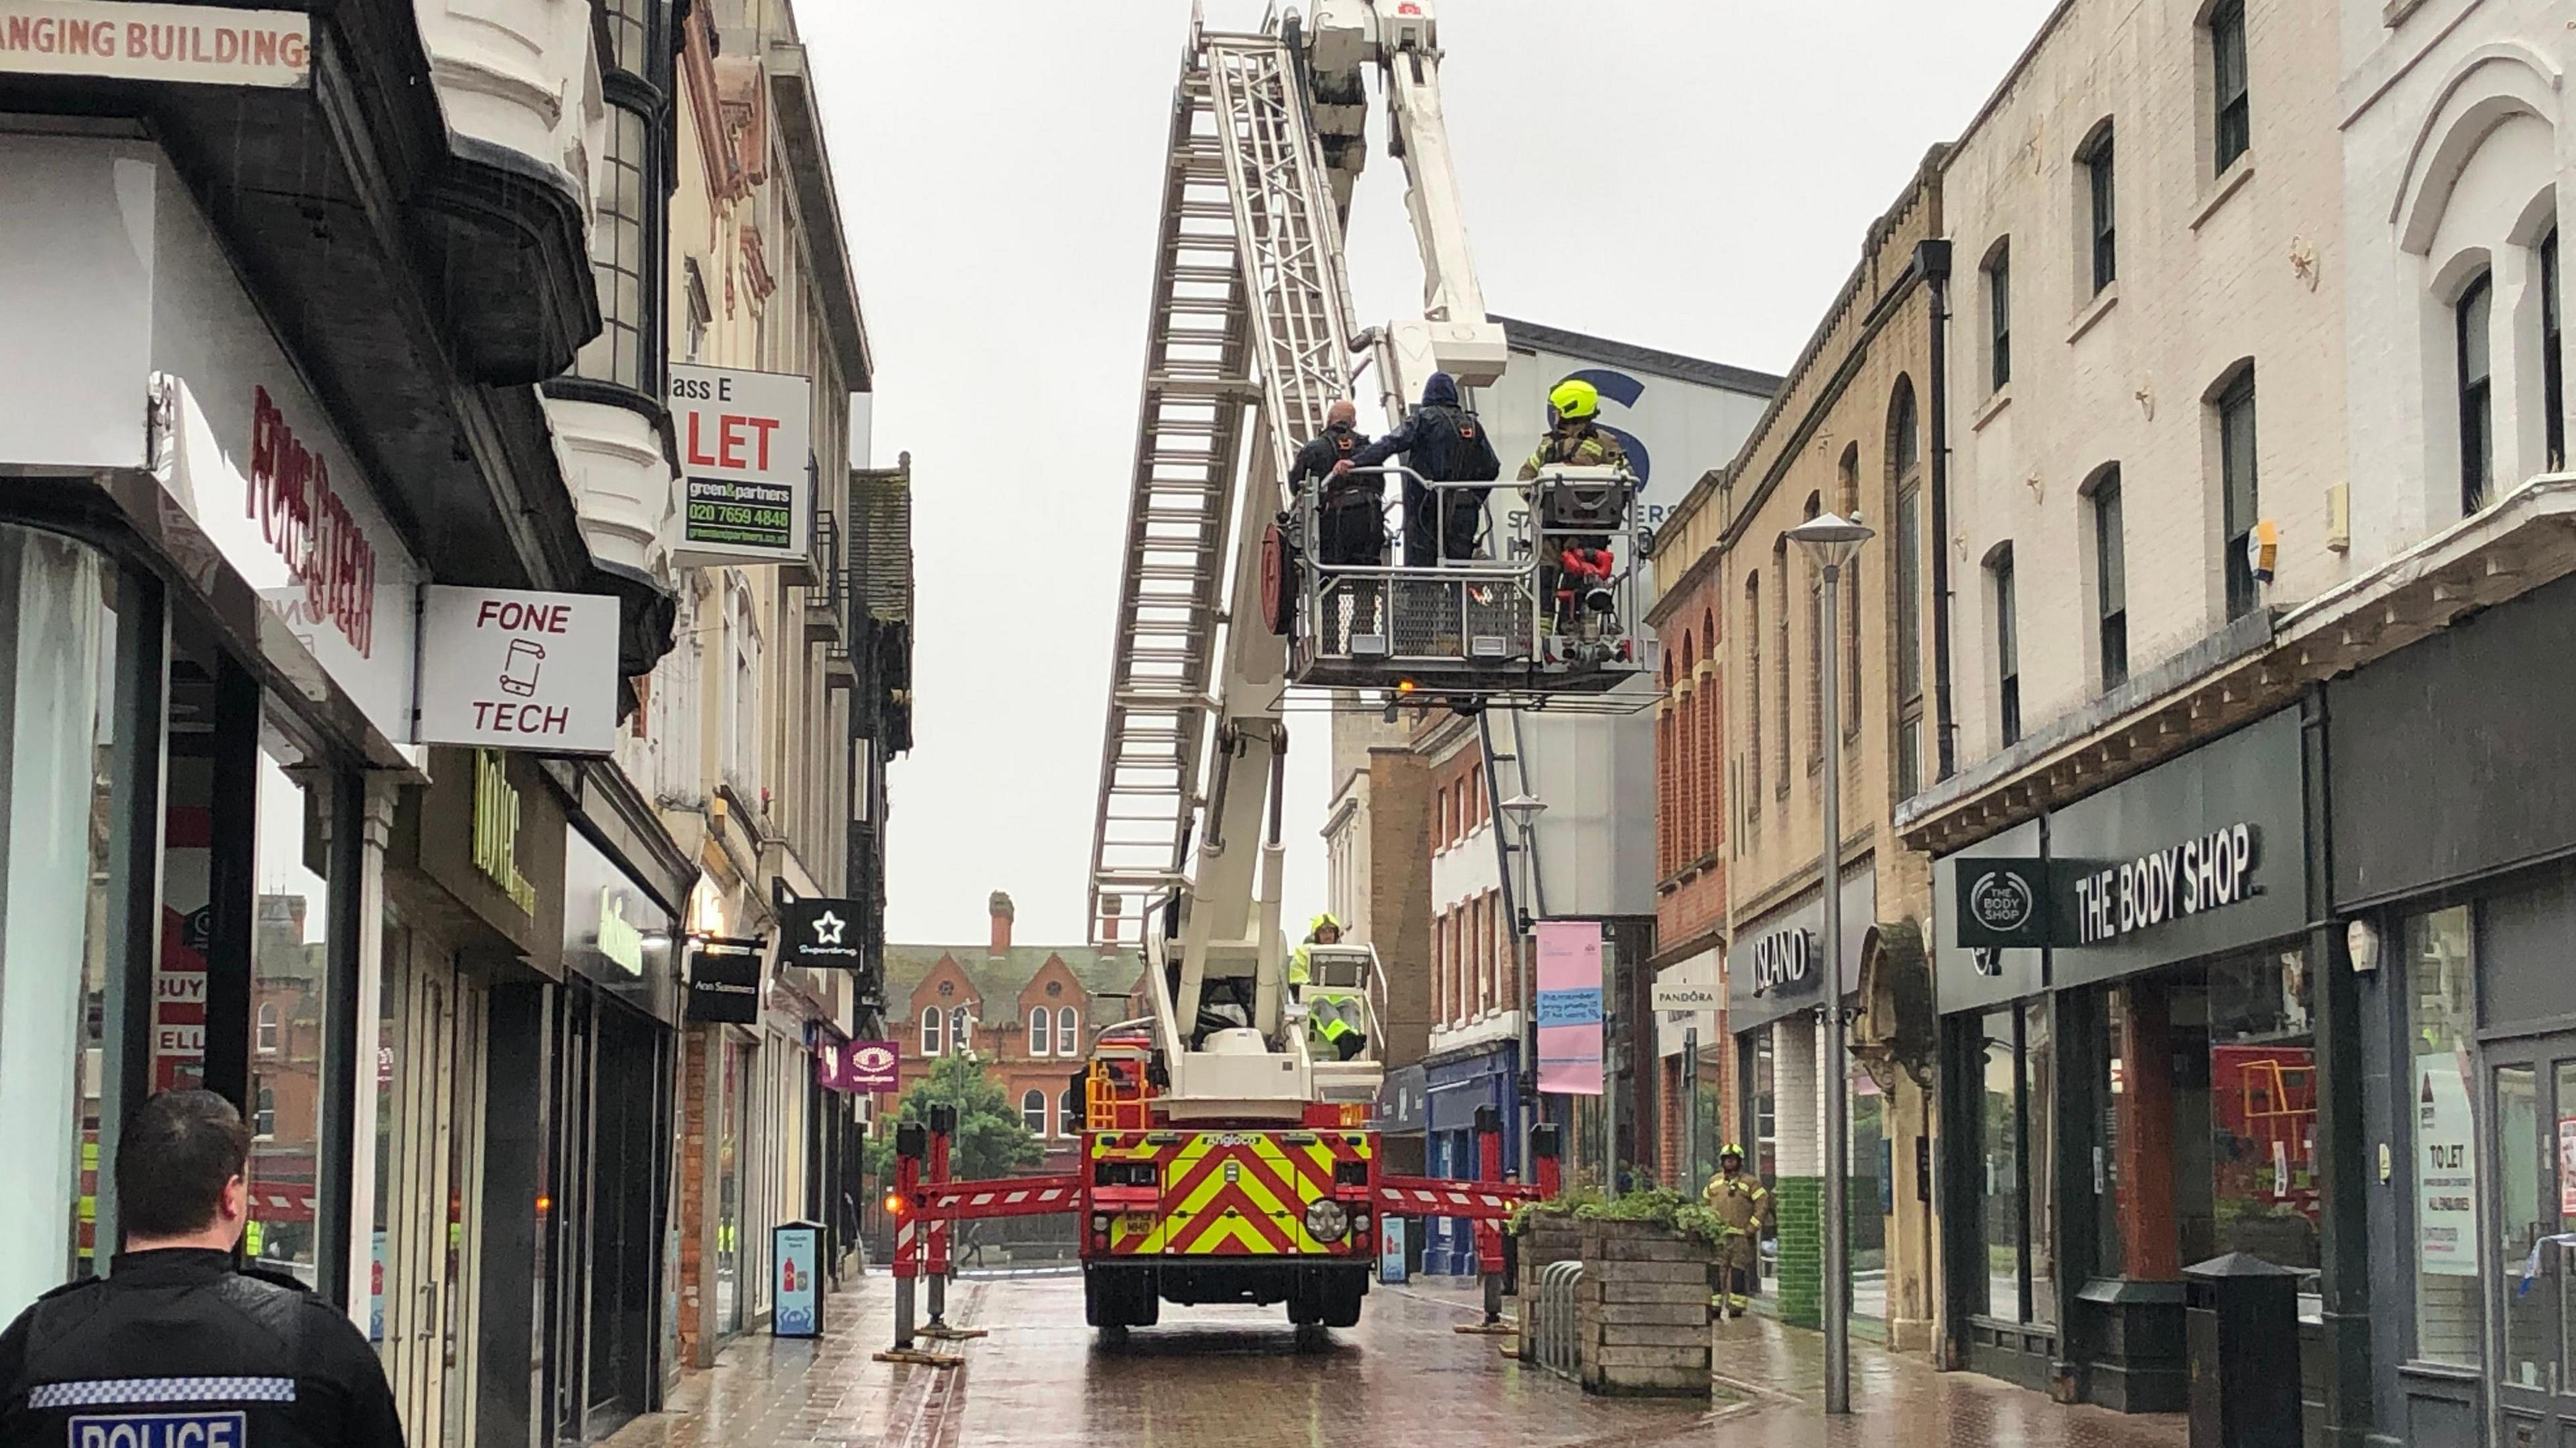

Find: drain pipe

[1916,238,1960,781]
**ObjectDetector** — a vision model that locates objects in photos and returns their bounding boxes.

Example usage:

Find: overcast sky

[797,1,2060,948]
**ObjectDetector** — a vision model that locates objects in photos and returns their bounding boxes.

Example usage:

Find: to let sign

[670,364,812,566]
[417,586,621,755]
[0,0,310,87]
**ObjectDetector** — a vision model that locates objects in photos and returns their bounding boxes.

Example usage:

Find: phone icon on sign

[500,638,545,697]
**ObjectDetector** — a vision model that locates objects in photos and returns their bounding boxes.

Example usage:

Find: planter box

[1513,1218,1583,1362]
[1576,1219,1714,1398]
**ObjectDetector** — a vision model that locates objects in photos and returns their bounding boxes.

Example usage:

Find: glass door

[378,945,488,1448]
[2491,1037,2576,1445]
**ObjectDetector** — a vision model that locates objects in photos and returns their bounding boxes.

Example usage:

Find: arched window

[1744,573,1763,820]
[1062,1088,1081,1137]
[1058,1006,1080,1056]
[920,1006,943,1057]
[1022,1089,1047,1134]
[1803,493,1824,767]
[252,1080,276,1139]
[1657,651,1678,875]
[256,1003,280,1056]
[2458,270,2494,514]
[1028,1005,1050,1057]
[1837,445,1862,733]
[1699,607,1719,858]
[1888,378,1926,796]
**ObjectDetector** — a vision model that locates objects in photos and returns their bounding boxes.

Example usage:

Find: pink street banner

[1534,920,1603,1097]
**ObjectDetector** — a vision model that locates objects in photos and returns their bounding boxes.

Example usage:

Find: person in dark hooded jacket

[1340,372,1502,567]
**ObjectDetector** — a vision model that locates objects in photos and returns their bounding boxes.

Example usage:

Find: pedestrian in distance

[0,1089,407,1447]
[1340,372,1501,568]
[1289,401,1385,643]
[1704,1144,1770,1320]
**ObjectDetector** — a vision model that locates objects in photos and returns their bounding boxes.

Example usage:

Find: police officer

[1341,372,1502,567]
[0,1089,405,1446]
[1703,1144,1770,1319]
[1289,402,1385,644]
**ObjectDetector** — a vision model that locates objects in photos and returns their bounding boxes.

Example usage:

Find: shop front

[380,746,567,1448]
[0,131,427,1326]
[1934,706,2347,1421]
[1728,869,1874,1331]
[1424,1039,1519,1276]
[1652,948,1726,1199]
[2330,572,2576,1448]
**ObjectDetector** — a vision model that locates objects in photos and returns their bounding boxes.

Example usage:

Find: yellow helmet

[1548,378,1601,421]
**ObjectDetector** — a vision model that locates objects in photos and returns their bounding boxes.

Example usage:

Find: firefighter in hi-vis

[1705,1144,1769,1318]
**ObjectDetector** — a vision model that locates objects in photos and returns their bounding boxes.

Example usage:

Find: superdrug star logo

[812,911,846,945]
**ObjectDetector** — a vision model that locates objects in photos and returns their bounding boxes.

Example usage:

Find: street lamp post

[1496,788,1547,1187]
[1787,510,1873,1418]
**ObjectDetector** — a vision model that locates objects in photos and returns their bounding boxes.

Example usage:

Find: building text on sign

[250,386,376,658]
[472,750,537,915]
[1750,927,1813,998]
[2072,823,2258,946]
[0,1,311,87]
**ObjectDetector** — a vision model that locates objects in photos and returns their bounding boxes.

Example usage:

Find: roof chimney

[1099,895,1122,948]
[988,891,1014,956]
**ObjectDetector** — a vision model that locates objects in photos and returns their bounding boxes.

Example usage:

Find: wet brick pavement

[600,1272,2190,1448]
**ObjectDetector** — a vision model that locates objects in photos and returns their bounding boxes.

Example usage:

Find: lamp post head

[1499,793,1548,819]
[1787,511,1875,572]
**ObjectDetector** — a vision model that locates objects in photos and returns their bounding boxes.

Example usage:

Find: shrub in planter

[1570,1189,1716,1397]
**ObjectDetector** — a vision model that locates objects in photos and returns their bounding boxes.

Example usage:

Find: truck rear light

[1333,1160,1370,1187]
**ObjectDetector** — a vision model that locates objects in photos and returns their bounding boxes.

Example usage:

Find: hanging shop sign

[669,364,813,567]
[686,938,765,1025]
[1935,820,2047,1015]
[780,895,866,972]
[1729,869,1874,1034]
[1533,920,1603,1097]
[821,1040,900,1094]
[417,586,623,755]
[562,824,678,1021]
[1954,858,2048,949]
[0,0,311,87]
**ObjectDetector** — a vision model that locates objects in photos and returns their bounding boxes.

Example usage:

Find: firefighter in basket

[1289,915,1370,1061]
[1521,380,1631,642]
[1705,1144,1770,1319]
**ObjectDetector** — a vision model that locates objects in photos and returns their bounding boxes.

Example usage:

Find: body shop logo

[250,386,377,657]
[2072,823,2258,945]
[1968,869,2037,936]
[1749,928,1813,998]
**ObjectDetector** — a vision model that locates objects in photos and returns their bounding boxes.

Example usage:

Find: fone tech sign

[416,586,623,755]
[671,364,813,566]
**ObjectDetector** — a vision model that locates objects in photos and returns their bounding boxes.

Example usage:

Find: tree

[861,1053,1046,1184]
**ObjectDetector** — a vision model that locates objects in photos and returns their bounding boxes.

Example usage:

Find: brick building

[882,892,1144,1172]
[1644,489,1729,1196]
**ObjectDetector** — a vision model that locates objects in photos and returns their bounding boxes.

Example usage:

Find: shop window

[2203,950,2320,1307]
[1022,1090,1047,1135]
[1976,1003,2056,1325]
[2404,909,2479,1368]
[920,1006,943,1057]
[1058,1006,1079,1057]
[2458,270,2494,515]
[1028,1006,1049,1058]
[246,748,335,1287]
[258,1003,280,1056]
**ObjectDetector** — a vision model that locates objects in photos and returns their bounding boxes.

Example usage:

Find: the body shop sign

[671,364,812,566]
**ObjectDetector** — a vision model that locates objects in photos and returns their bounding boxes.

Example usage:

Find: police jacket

[1347,372,1501,484]
[1289,423,1374,504]
[0,1249,406,1447]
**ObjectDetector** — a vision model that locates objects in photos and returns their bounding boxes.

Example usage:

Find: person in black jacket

[1341,372,1502,567]
[1290,400,1385,643]
[0,1090,406,1448]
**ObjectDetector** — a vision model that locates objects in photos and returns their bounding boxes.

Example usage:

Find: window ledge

[2381,0,2426,23]
[1972,385,2015,433]
[2066,282,2121,345]
[2191,154,2257,232]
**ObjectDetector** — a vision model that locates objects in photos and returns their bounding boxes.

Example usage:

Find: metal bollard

[892,1123,925,1349]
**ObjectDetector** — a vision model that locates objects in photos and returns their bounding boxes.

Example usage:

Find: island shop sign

[1954,824,2264,950]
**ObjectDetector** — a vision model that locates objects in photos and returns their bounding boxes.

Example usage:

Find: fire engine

[896,0,1644,1335]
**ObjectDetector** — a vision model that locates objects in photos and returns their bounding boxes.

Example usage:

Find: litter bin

[2182,1251,2300,1448]
[773,1220,824,1338]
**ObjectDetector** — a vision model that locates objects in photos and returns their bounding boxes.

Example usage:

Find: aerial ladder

[906,3,1605,1339]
